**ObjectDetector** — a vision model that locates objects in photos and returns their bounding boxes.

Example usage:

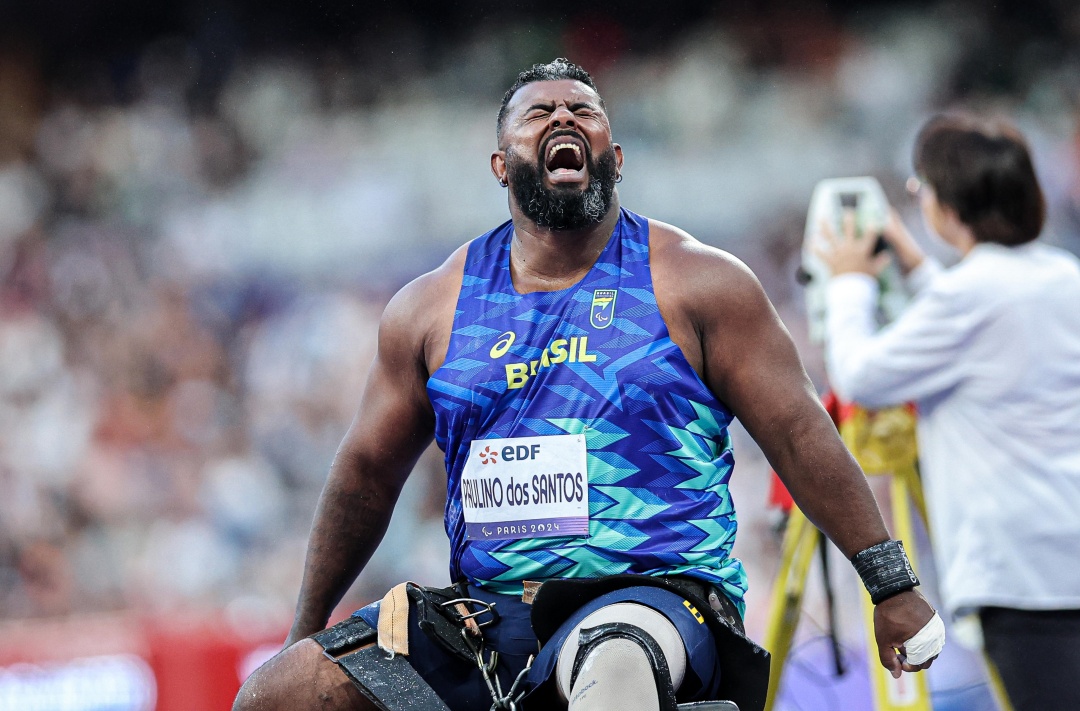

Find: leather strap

[335,644,451,711]
[311,615,377,655]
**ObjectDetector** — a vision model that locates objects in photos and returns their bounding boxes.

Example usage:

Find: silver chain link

[440,596,534,711]
[460,626,534,711]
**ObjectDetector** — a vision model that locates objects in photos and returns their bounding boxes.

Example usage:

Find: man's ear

[491,151,507,186]
[613,143,624,178]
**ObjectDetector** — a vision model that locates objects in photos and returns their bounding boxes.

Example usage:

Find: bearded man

[233,59,941,711]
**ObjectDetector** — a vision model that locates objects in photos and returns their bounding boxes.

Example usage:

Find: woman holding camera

[818,114,1080,711]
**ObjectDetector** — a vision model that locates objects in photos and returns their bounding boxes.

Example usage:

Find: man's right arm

[284,279,441,646]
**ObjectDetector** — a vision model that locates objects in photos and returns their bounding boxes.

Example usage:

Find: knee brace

[556,602,687,711]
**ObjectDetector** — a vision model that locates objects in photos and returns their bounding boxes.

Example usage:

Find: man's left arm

[672,244,940,675]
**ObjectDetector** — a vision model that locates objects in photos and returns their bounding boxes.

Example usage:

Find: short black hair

[914,113,1045,246]
[497,58,603,138]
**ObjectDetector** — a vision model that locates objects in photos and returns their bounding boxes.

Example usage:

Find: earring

[615,174,623,183]
[500,180,508,187]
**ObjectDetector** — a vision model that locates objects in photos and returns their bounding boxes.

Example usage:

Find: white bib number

[461,434,588,541]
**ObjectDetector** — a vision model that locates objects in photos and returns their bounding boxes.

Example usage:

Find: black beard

[506,145,618,230]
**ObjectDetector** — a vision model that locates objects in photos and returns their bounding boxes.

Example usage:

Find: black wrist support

[851,539,920,604]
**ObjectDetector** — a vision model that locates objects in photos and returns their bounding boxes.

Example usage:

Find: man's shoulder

[646,218,761,300]
[381,242,469,337]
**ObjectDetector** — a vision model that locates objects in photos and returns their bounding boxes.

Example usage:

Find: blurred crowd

[2,1,1080,627]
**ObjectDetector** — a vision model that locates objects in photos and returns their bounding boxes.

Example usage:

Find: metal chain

[460,627,534,711]
[440,596,533,711]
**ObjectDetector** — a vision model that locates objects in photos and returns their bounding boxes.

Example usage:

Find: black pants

[979,607,1080,711]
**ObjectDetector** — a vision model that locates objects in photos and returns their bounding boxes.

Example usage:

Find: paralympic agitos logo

[487,331,599,389]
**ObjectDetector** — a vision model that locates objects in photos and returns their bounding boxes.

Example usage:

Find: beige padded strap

[377,582,412,656]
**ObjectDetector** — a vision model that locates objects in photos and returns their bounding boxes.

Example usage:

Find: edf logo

[502,444,541,462]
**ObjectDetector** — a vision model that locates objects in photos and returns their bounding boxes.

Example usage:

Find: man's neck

[508,200,621,293]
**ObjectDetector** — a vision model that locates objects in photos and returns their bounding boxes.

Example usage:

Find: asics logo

[489,331,516,359]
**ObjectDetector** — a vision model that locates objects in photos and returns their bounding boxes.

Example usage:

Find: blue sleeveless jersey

[426,209,747,613]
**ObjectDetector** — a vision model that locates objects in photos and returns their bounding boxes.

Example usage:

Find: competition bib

[461,434,588,541]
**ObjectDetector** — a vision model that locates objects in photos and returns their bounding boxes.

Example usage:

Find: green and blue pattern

[427,209,747,613]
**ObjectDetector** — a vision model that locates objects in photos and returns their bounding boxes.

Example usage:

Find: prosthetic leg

[554,602,739,711]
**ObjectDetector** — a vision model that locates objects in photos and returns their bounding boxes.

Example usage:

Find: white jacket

[825,242,1080,617]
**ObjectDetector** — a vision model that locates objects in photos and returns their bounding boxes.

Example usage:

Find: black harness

[312,576,770,711]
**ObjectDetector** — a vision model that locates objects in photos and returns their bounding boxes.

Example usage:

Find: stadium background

[1,1,1078,709]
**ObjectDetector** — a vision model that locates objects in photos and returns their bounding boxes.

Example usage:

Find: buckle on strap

[374,583,504,657]
[439,596,501,637]
[434,593,530,711]
[404,585,499,665]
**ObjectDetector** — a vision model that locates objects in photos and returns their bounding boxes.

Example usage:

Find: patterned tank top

[426,208,747,613]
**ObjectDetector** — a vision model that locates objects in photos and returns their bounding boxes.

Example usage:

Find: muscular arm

[285,254,462,646]
[652,227,887,555]
[702,265,892,555]
[652,223,935,674]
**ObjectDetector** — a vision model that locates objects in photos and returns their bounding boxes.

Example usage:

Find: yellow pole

[857,469,933,711]
[762,507,823,711]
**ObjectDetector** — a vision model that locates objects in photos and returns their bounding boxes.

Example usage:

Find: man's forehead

[506,79,603,113]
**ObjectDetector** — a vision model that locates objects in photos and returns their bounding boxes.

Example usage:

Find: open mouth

[544,138,586,177]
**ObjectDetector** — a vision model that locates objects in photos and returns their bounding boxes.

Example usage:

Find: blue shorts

[353,584,720,711]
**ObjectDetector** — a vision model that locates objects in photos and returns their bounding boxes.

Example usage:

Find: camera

[800,177,906,344]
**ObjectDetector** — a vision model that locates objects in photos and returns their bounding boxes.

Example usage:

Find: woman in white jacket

[818,114,1080,711]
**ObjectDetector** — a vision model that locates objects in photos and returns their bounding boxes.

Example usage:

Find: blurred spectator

[0,2,1078,637]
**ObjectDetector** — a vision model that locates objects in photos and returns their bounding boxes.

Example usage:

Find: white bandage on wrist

[902,611,946,665]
